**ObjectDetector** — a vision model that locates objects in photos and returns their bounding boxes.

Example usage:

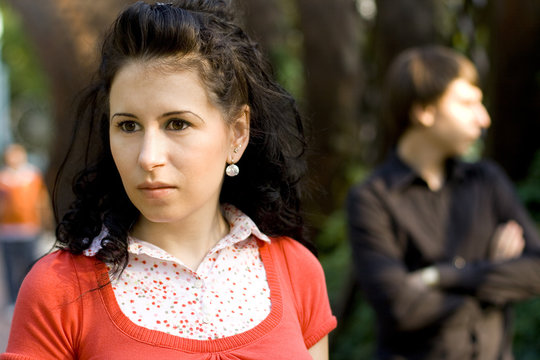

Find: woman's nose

[138,129,166,171]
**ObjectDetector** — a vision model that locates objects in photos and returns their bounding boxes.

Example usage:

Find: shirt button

[194,279,203,288]
[202,315,211,324]
[453,256,466,269]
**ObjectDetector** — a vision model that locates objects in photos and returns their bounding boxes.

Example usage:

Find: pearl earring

[226,163,239,177]
[226,146,241,177]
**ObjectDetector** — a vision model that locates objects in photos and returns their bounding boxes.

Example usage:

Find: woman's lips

[137,182,176,199]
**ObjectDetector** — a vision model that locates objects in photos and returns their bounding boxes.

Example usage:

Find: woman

[1,1,336,359]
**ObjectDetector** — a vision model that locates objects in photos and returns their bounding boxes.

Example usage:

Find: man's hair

[381,45,479,154]
[54,0,313,275]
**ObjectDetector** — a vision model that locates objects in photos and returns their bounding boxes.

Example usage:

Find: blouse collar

[83,204,270,258]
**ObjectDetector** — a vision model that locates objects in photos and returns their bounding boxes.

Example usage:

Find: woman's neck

[131,204,230,270]
[397,131,447,191]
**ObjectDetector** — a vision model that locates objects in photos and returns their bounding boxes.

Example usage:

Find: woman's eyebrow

[111,111,206,122]
[161,110,205,123]
[111,112,137,119]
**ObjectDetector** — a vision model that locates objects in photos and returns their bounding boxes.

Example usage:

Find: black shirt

[347,153,540,360]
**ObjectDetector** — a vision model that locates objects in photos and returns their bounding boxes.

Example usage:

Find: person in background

[0,143,51,308]
[1,1,336,359]
[347,45,540,359]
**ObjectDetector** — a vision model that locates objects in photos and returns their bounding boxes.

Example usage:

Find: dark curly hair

[53,0,314,275]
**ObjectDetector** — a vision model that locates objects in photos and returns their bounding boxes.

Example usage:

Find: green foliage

[512,150,540,358]
[514,298,540,359]
[318,212,351,297]
[518,150,540,223]
[1,3,49,102]
[270,34,304,101]
[264,0,304,101]
[0,2,51,154]
[331,294,375,360]
[316,162,375,358]
[318,210,376,359]
[319,231,376,359]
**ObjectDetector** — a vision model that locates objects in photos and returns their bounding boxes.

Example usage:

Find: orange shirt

[1,237,337,359]
[0,165,45,230]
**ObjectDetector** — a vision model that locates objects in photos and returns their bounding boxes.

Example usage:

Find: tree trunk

[234,0,285,60]
[296,0,362,222]
[485,0,540,181]
[374,0,440,73]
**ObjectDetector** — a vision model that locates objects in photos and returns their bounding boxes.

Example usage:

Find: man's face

[426,78,491,156]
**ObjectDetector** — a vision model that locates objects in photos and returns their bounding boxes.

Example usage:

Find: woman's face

[109,61,248,225]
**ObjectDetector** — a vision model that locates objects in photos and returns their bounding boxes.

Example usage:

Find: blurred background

[0,0,539,358]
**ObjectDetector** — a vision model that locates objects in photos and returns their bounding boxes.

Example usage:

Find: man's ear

[410,103,436,128]
[228,105,250,161]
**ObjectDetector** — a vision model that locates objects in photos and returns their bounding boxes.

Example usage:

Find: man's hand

[409,266,439,290]
[490,220,525,261]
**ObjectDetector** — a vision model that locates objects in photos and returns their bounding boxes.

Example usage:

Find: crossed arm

[347,174,540,331]
[410,220,525,289]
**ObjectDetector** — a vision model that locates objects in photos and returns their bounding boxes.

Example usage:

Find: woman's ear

[410,103,436,128]
[228,105,250,162]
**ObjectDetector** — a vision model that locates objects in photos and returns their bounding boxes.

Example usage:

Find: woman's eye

[167,119,190,131]
[117,120,140,132]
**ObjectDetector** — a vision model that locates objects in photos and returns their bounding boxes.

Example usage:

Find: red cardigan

[2,237,336,359]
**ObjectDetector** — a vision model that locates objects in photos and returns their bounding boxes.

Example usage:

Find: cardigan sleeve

[1,251,84,360]
[275,237,337,349]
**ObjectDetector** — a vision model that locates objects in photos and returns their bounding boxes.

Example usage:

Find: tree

[3,0,132,189]
[485,0,540,181]
[234,0,284,60]
[296,0,363,223]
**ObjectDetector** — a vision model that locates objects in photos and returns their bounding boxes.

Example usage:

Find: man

[346,46,540,359]
[0,143,51,307]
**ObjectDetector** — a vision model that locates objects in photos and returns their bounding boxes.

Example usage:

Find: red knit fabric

[1,237,336,359]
